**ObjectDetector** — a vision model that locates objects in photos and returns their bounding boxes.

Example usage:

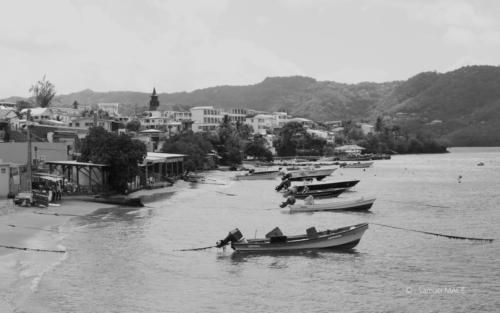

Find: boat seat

[270,236,287,243]
[306,227,318,239]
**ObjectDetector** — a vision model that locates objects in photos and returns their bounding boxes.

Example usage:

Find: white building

[306,129,335,144]
[360,123,374,135]
[245,112,292,135]
[190,106,223,132]
[98,103,120,116]
[164,111,192,121]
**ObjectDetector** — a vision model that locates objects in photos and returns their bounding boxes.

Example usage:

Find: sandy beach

[0,198,116,312]
[0,181,195,312]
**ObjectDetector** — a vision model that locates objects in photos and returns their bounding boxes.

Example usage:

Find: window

[1,168,5,174]
[75,123,80,127]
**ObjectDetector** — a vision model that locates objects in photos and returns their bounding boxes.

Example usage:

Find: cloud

[383,0,500,46]
[0,0,301,97]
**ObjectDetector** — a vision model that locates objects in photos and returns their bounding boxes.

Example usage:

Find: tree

[72,100,79,109]
[16,100,33,112]
[126,120,141,132]
[375,116,384,133]
[79,127,147,193]
[29,75,56,108]
[244,136,273,161]
[161,131,213,171]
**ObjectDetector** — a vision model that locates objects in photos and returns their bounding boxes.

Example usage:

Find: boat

[216,223,369,252]
[292,187,348,199]
[341,162,373,168]
[234,170,279,180]
[285,168,336,181]
[285,180,360,192]
[288,197,376,212]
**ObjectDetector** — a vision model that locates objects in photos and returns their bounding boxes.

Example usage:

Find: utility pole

[26,109,32,192]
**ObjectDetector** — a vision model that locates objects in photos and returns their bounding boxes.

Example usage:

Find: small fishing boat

[216,223,369,252]
[234,170,279,180]
[285,168,336,181]
[289,180,360,193]
[341,162,373,168]
[288,197,376,212]
[292,187,348,199]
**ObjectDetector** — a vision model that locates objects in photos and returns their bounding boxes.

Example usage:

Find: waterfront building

[334,144,365,156]
[306,129,335,144]
[245,111,291,135]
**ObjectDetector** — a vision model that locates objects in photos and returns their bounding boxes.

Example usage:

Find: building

[225,108,247,123]
[149,88,160,111]
[190,106,223,132]
[288,117,314,128]
[20,107,54,122]
[359,123,374,135]
[245,112,291,135]
[306,129,335,144]
[164,111,191,121]
[334,144,365,156]
[0,161,24,197]
[97,103,120,116]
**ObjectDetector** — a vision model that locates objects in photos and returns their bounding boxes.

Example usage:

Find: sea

[2,147,500,313]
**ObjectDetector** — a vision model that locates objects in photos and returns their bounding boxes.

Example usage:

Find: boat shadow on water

[219,248,363,263]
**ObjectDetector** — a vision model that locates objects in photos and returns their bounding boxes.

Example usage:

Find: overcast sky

[1,0,499,98]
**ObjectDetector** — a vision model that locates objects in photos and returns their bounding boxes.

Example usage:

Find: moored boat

[291,180,360,193]
[285,168,336,181]
[293,187,348,199]
[234,170,280,180]
[216,223,369,252]
[289,197,376,212]
[341,162,373,168]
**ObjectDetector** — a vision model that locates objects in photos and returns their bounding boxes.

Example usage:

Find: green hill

[3,65,500,146]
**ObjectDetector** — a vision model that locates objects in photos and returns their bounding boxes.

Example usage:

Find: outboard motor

[281,173,292,181]
[216,228,243,248]
[275,178,291,192]
[279,195,296,208]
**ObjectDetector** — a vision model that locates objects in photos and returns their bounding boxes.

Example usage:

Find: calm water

[11,148,500,312]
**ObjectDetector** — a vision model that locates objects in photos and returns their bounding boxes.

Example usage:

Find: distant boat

[293,187,348,199]
[285,168,336,181]
[289,197,376,213]
[291,180,360,192]
[216,223,369,252]
[341,162,373,168]
[234,170,280,180]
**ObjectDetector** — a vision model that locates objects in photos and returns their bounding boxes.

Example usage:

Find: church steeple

[149,87,159,111]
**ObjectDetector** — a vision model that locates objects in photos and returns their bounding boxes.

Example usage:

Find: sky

[1,0,499,98]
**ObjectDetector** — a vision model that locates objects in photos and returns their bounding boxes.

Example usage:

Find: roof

[45,160,109,167]
[334,145,366,151]
[21,107,52,116]
[139,129,163,133]
[147,152,185,158]
[289,117,313,123]
[0,108,17,119]
[190,106,215,110]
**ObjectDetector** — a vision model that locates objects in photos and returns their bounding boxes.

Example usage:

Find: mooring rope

[215,191,236,196]
[371,223,494,242]
[33,211,85,217]
[0,244,66,253]
[176,245,216,251]
[379,199,451,209]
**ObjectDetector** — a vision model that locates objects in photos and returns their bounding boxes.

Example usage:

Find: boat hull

[232,223,368,252]
[294,180,359,192]
[293,188,347,199]
[234,171,279,180]
[289,198,376,212]
[342,162,373,168]
[287,168,336,181]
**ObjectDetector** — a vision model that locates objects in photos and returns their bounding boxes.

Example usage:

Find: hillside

[3,65,500,146]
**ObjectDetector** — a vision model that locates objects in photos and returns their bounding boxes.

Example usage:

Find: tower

[149,88,160,111]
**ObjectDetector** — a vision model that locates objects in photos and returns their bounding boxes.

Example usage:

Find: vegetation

[244,135,273,161]
[79,127,147,193]
[273,122,326,156]
[126,120,141,132]
[29,75,56,108]
[161,131,214,171]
